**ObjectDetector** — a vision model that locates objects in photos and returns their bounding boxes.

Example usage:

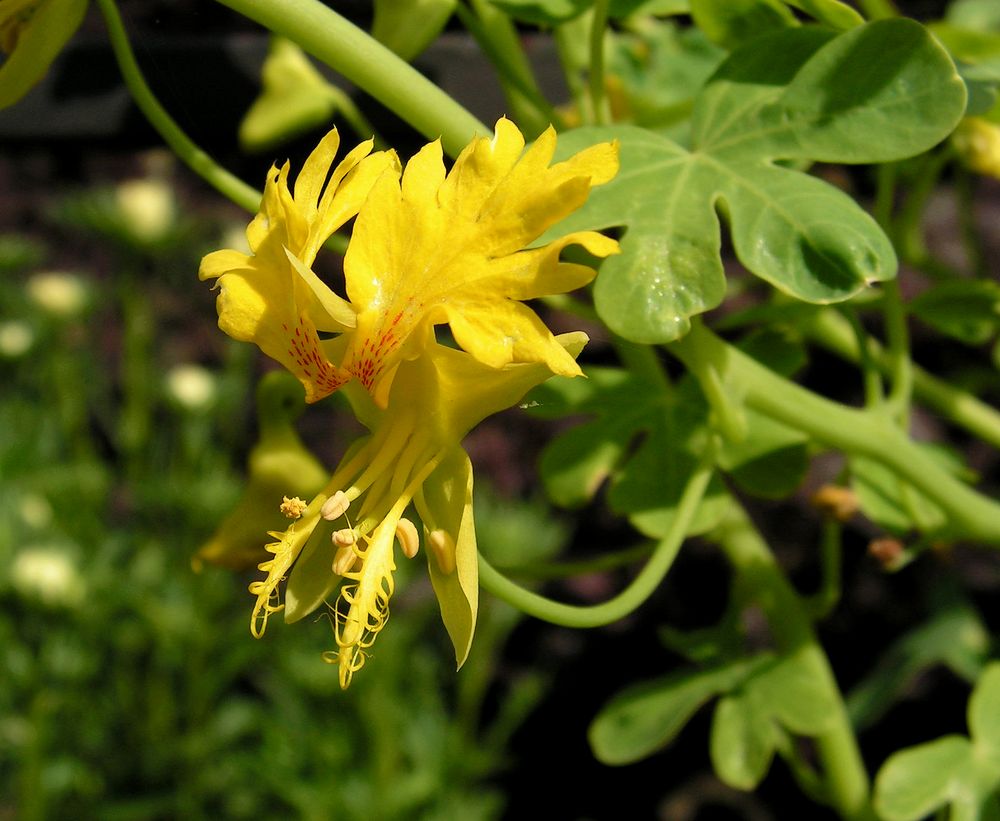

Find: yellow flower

[0,0,88,109]
[201,118,619,407]
[199,129,400,402]
[201,119,619,686]
[250,334,589,688]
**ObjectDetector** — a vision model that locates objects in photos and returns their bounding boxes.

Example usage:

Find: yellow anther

[809,485,858,522]
[279,495,307,519]
[321,490,350,521]
[395,517,419,559]
[332,528,357,547]
[428,529,456,575]
[333,543,357,576]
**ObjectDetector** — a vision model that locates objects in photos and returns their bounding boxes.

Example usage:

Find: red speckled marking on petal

[285,314,350,401]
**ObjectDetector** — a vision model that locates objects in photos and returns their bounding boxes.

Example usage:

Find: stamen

[395,518,419,559]
[279,495,307,519]
[332,528,357,546]
[332,542,358,575]
[321,490,350,520]
[428,529,456,575]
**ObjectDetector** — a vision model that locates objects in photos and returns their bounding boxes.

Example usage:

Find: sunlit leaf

[554,20,966,343]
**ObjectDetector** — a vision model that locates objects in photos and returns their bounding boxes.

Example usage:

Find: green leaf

[239,38,346,153]
[609,22,726,136]
[589,657,762,764]
[784,0,863,30]
[875,736,974,821]
[751,647,838,735]
[947,0,1000,31]
[690,0,798,51]
[372,0,456,61]
[710,647,838,788]
[611,0,690,16]
[718,411,808,498]
[969,663,1000,760]
[554,20,966,343]
[875,663,1000,821]
[847,594,990,730]
[910,280,1000,345]
[710,690,779,790]
[532,366,729,537]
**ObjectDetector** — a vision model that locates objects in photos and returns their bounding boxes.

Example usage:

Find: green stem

[894,147,953,269]
[613,335,670,392]
[710,504,874,821]
[460,0,557,136]
[554,23,590,122]
[872,163,912,423]
[841,308,884,408]
[955,166,988,278]
[215,0,488,156]
[806,308,1000,450]
[678,320,748,443]
[807,518,842,619]
[96,0,261,212]
[880,279,913,425]
[670,322,1000,543]
[589,0,611,125]
[478,441,716,627]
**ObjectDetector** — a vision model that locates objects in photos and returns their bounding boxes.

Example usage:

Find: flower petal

[419,447,478,668]
[0,0,87,110]
[341,118,618,402]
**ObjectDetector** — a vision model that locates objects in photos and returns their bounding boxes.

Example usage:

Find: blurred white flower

[116,178,177,245]
[11,547,84,607]
[165,364,217,412]
[26,271,89,317]
[0,320,34,357]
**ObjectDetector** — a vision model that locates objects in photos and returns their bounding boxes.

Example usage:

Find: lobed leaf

[589,656,764,765]
[710,690,778,790]
[875,736,974,821]
[554,20,966,343]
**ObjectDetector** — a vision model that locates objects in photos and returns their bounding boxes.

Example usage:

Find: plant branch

[670,322,1000,543]
[805,308,1000,450]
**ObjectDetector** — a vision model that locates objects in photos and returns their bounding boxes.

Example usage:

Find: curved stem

[214,0,488,156]
[670,322,1000,543]
[96,0,261,212]
[554,23,590,122]
[478,442,716,627]
[880,279,913,425]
